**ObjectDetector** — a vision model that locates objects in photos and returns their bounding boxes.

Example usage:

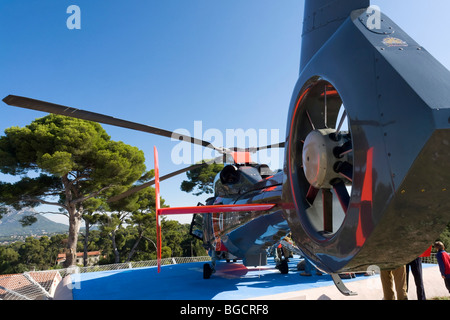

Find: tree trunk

[125,232,143,262]
[64,207,82,268]
[83,220,90,267]
[111,230,120,263]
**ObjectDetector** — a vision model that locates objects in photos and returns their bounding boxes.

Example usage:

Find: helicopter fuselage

[198,165,288,266]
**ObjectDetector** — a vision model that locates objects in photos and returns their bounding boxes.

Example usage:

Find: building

[57,251,102,267]
[0,271,62,300]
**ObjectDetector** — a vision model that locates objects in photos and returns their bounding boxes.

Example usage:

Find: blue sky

[1,0,450,224]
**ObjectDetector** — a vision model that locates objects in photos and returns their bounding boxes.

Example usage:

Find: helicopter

[3,0,450,296]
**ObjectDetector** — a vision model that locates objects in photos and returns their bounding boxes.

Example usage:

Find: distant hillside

[0,207,68,237]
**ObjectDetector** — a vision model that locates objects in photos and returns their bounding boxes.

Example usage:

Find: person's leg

[380,270,395,300]
[392,265,408,300]
[410,258,426,300]
[444,277,450,293]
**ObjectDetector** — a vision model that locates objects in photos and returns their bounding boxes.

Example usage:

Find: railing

[421,253,437,265]
[56,256,212,278]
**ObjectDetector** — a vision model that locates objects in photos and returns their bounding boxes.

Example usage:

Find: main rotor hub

[302,129,349,189]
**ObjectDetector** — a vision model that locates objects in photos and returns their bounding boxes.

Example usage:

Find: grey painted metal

[283,6,450,273]
[301,0,370,71]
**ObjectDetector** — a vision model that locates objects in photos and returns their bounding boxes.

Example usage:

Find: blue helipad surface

[69,257,367,300]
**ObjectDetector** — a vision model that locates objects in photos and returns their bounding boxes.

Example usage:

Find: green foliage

[96,184,171,263]
[162,220,186,257]
[436,222,450,250]
[0,114,146,209]
[0,115,106,175]
[0,175,61,210]
[0,114,148,266]
[0,207,7,220]
[93,214,203,264]
[0,247,21,274]
[180,162,224,196]
[0,112,205,271]
[0,216,204,274]
[0,235,64,274]
[19,215,38,227]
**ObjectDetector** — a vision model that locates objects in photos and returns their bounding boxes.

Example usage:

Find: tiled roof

[0,271,61,300]
[57,251,101,259]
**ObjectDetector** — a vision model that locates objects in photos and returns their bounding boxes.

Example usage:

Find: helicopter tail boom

[300,0,370,71]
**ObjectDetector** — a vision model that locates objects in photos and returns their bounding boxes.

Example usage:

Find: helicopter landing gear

[203,263,213,279]
[276,259,289,274]
[203,251,220,279]
[331,273,357,296]
[203,259,217,279]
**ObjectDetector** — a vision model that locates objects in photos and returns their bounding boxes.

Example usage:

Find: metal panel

[300,0,370,71]
[283,8,450,273]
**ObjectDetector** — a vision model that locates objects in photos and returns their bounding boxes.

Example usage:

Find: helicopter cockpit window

[220,165,240,184]
[189,214,204,241]
[257,164,272,179]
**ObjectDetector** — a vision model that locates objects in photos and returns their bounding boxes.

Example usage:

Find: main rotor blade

[3,94,284,156]
[3,95,222,153]
[230,142,286,153]
[107,163,207,203]
[253,142,286,151]
[107,155,223,202]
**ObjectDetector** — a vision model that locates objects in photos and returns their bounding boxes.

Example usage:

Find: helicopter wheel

[277,260,289,274]
[203,263,213,279]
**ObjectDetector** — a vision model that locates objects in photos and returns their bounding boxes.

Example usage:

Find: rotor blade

[3,95,223,153]
[213,142,286,153]
[336,110,347,135]
[306,110,316,130]
[253,142,286,152]
[332,180,350,213]
[107,163,206,202]
[322,189,333,233]
[306,184,319,205]
[107,155,223,202]
[334,140,352,158]
[335,161,353,182]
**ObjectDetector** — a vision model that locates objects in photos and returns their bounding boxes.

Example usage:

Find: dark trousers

[406,257,426,300]
[444,277,450,293]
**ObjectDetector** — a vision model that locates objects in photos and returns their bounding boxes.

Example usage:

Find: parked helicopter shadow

[67,257,356,300]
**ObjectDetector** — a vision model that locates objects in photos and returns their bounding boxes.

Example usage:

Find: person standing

[380,265,408,300]
[406,257,426,300]
[434,241,450,293]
